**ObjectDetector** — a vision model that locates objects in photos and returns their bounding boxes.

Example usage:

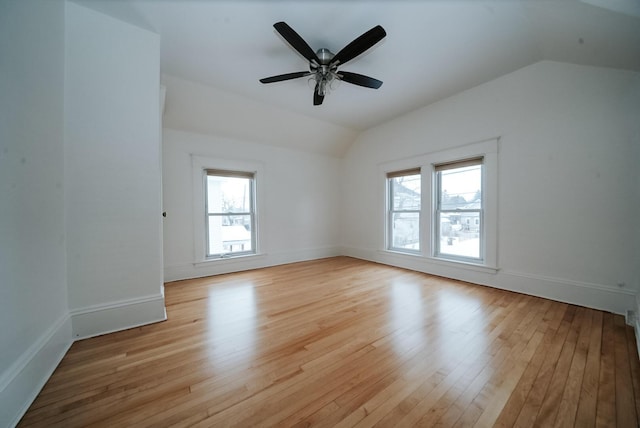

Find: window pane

[439,165,481,210]
[208,214,253,255]
[207,175,251,214]
[391,212,420,251]
[438,212,480,259]
[391,174,421,210]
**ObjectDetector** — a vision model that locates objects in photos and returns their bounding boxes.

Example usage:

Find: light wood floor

[19,257,640,427]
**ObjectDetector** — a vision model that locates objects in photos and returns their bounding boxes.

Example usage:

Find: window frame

[380,138,498,271]
[433,158,484,263]
[387,168,422,254]
[192,156,264,264]
[204,169,256,258]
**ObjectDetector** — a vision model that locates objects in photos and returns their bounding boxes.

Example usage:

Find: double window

[384,139,497,268]
[205,169,256,258]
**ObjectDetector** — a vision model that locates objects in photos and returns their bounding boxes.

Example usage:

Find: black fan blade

[313,82,324,106]
[330,25,386,67]
[260,71,310,84]
[338,71,383,89]
[274,22,320,64]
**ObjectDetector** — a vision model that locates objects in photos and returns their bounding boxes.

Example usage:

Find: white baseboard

[0,314,73,428]
[495,270,636,316]
[164,246,341,282]
[342,245,637,317]
[70,294,167,340]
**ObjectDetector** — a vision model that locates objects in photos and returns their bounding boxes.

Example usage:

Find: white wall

[342,61,640,315]
[162,128,342,281]
[0,1,72,426]
[162,74,358,158]
[65,2,165,338]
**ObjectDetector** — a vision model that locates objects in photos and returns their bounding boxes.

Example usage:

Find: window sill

[380,250,499,274]
[193,252,265,267]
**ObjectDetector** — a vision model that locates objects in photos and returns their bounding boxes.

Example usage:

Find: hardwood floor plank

[433,336,515,428]
[614,315,637,427]
[316,289,511,427]
[573,310,603,428]
[467,329,546,427]
[492,301,566,428]
[596,312,617,428]
[337,293,530,428]
[552,307,593,427]
[533,306,586,427]
[512,305,576,427]
[16,257,640,428]
[625,324,640,427]
[434,296,549,427]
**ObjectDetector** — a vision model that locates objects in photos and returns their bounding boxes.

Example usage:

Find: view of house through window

[387,169,421,252]
[205,169,255,257]
[435,158,483,261]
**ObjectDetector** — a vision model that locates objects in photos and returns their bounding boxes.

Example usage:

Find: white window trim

[191,155,265,264]
[379,138,499,270]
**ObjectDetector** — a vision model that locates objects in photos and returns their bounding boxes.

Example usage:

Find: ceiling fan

[260,22,386,106]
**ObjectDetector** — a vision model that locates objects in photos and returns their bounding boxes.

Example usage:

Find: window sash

[205,171,256,258]
[388,211,421,252]
[387,169,421,252]
[434,160,483,261]
[206,214,255,257]
[436,211,483,260]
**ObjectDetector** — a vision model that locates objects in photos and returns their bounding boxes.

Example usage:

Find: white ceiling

[76,0,640,133]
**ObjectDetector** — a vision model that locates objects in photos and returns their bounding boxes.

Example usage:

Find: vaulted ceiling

[75,0,640,154]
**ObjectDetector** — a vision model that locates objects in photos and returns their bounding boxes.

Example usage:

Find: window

[434,158,483,262]
[381,138,498,271]
[387,168,421,253]
[205,169,256,258]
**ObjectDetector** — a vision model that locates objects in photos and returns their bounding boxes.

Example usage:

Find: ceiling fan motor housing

[311,48,337,94]
[316,48,335,65]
